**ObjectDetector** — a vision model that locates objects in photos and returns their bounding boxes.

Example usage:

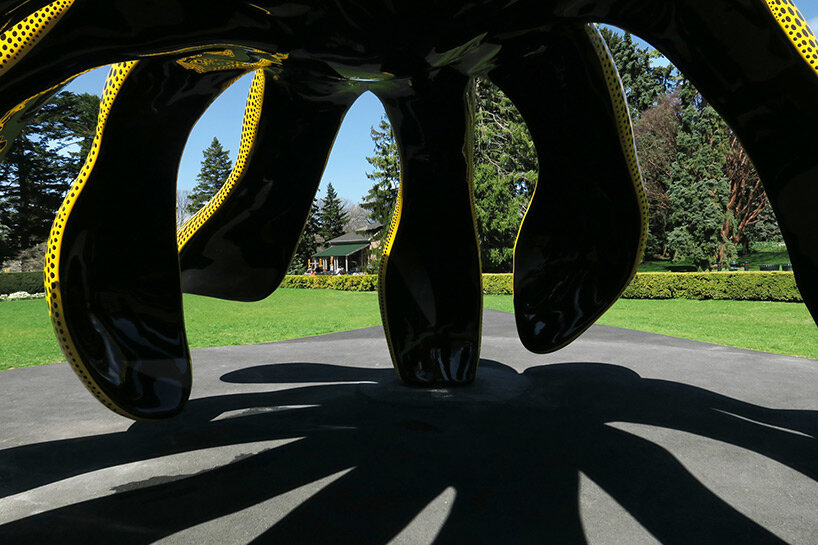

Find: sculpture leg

[374,68,482,386]
[489,24,646,353]
[178,70,361,301]
[45,59,246,419]
[575,0,818,324]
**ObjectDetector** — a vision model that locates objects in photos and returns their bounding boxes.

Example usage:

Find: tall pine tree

[186,137,233,214]
[0,91,100,260]
[599,27,675,116]
[665,79,732,270]
[472,78,537,271]
[290,198,322,273]
[319,182,348,241]
[360,117,400,228]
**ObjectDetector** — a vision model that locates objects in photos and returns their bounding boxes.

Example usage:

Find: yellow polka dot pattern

[585,24,649,281]
[0,0,74,77]
[44,61,144,420]
[177,69,265,250]
[766,0,818,75]
[176,49,288,74]
[376,144,405,382]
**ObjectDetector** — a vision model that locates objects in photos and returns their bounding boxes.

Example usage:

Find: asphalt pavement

[1,309,816,544]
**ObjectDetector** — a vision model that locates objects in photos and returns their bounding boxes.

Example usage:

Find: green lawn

[485,295,818,359]
[1,289,816,371]
[0,290,382,371]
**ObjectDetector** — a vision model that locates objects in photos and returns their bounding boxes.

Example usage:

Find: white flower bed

[0,291,46,301]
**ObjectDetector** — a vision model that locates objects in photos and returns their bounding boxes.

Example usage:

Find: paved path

[1,310,816,544]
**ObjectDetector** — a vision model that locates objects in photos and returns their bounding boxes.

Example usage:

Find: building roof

[326,232,371,245]
[312,243,370,258]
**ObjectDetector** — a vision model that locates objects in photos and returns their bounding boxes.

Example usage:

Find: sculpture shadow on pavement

[0,359,816,544]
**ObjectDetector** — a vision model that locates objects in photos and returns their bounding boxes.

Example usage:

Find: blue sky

[64,6,818,203]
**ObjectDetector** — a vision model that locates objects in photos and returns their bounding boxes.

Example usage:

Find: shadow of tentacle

[1,361,812,543]
[573,0,818,323]
[178,66,362,301]
[489,24,646,353]
[43,59,247,419]
[374,67,483,386]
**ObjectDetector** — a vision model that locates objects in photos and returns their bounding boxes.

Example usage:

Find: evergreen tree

[599,27,675,116]
[360,117,400,228]
[290,198,322,273]
[319,182,348,241]
[472,78,535,271]
[665,79,732,270]
[0,91,100,259]
[186,137,232,214]
[633,92,683,257]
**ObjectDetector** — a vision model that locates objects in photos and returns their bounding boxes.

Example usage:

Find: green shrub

[4,270,798,302]
[482,273,512,295]
[0,272,44,294]
[281,274,514,294]
[622,272,801,302]
[281,275,379,291]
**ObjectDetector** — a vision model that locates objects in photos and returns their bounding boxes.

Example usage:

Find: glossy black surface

[490,25,644,353]
[376,68,482,386]
[179,69,360,301]
[1,0,816,415]
[58,60,243,419]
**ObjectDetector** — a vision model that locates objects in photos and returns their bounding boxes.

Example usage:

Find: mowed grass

[1,289,816,370]
[0,289,381,371]
[484,295,818,360]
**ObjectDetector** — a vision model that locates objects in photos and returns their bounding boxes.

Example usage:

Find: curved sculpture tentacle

[0,0,77,157]
[490,24,647,353]
[375,67,482,386]
[0,0,270,149]
[178,68,361,301]
[45,58,246,419]
[0,0,812,418]
[562,0,818,324]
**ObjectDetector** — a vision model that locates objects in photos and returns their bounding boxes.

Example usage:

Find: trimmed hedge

[482,273,513,295]
[621,272,802,302]
[281,274,378,291]
[0,272,44,294]
[0,271,802,303]
[281,272,802,302]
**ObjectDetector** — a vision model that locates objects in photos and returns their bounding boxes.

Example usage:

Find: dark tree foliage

[0,91,100,260]
[360,31,783,272]
[633,92,682,257]
[472,78,535,271]
[289,198,322,273]
[360,117,399,229]
[599,27,674,116]
[319,182,348,241]
[665,79,732,270]
[473,78,537,198]
[186,137,233,214]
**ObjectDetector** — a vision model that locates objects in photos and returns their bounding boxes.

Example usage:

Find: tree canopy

[360,118,399,229]
[319,182,348,241]
[186,137,233,214]
[0,90,100,261]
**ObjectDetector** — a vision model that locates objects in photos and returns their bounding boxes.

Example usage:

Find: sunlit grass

[2,290,816,371]
[484,295,818,359]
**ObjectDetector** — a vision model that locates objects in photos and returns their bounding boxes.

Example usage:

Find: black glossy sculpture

[1,0,816,420]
